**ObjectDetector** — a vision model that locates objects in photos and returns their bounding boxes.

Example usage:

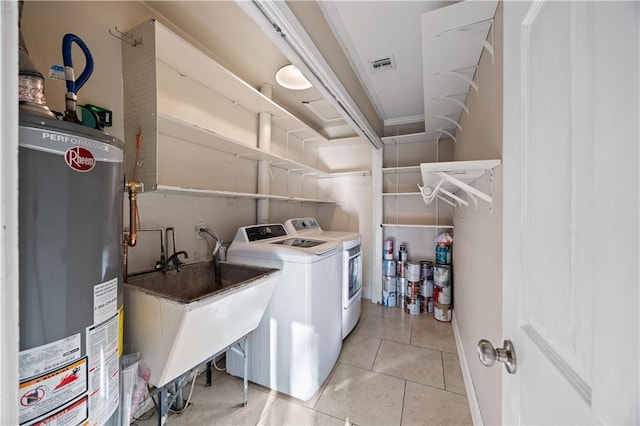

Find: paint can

[420,296,434,313]
[406,261,421,282]
[383,275,397,292]
[434,303,452,322]
[396,260,406,278]
[398,244,408,261]
[433,284,452,304]
[435,244,451,265]
[398,294,408,310]
[420,279,434,298]
[383,290,397,308]
[383,239,394,260]
[382,259,396,277]
[396,277,407,297]
[420,261,434,281]
[407,280,420,298]
[406,297,420,315]
[433,264,451,287]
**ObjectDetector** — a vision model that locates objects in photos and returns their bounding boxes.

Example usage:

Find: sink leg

[243,336,249,407]
[158,387,169,426]
[205,361,212,387]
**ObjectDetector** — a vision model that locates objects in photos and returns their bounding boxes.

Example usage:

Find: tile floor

[132,300,472,426]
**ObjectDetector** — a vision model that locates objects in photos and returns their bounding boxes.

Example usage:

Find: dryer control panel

[289,218,320,232]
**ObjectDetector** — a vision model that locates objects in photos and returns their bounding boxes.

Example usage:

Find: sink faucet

[164,227,189,272]
[197,226,224,284]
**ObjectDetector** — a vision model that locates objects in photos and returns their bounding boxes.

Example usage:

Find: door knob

[477,339,517,374]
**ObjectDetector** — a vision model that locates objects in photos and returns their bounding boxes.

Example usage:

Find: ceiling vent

[370,55,397,73]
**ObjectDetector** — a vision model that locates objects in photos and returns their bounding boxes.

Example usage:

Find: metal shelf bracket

[433,115,463,132]
[434,93,470,115]
[435,129,458,143]
[435,17,495,62]
[434,66,479,96]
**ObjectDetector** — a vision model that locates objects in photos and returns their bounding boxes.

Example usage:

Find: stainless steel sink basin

[124,261,280,387]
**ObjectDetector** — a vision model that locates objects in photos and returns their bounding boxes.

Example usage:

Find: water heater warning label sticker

[93,278,118,326]
[19,334,82,381]
[30,396,88,426]
[87,313,119,425]
[18,358,88,425]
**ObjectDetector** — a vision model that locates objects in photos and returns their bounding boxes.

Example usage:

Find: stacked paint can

[405,260,421,315]
[419,261,434,314]
[396,244,408,310]
[382,239,397,307]
[433,242,453,322]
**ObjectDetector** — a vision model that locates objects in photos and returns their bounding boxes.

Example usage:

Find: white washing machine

[226,224,343,401]
[284,218,362,338]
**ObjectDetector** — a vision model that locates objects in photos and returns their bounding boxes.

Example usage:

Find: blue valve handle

[62,33,94,94]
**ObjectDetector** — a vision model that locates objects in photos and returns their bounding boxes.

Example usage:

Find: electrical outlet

[195,223,207,240]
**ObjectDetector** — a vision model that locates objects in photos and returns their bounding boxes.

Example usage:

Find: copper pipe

[123,181,142,283]
[125,181,142,247]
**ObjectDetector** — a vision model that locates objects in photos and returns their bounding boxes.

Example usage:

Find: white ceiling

[319,1,458,127]
[144,0,496,146]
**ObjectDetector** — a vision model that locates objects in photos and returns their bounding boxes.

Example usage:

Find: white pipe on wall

[257,84,272,224]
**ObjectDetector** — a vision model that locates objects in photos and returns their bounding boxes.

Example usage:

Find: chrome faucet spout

[164,227,188,272]
[197,227,225,261]
[197,226,224,284]
[166,250,189,272]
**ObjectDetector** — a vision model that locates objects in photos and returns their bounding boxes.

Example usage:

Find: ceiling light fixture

[275,64,312,90]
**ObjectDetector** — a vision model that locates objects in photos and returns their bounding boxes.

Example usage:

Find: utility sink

[124,261,280,387]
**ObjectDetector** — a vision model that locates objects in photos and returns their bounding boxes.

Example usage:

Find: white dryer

[226,224,343,401]
[284,218,362,338]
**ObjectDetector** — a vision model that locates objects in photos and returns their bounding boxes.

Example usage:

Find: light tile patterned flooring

[133,300,472,425]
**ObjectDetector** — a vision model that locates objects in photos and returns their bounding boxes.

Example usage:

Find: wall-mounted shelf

[156,185,337,204]
[381,223,454,229]
[321,170,371,178]
[382,132,430,145]
[153,19,329,148]
[419,159,501,208]
[382,165,421,174]
[421,1,499,139]
[122,19,368,203]
[158,114,331,178]
[382,192,421,197]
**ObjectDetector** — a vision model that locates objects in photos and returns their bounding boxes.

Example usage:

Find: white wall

[318,143,373,297]
[21,2,371,278]
[451,3,503,425]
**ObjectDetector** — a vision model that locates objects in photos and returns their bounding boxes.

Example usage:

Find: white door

[501,1,639,424]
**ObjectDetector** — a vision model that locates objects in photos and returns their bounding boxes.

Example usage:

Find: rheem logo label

[65,147,95,172]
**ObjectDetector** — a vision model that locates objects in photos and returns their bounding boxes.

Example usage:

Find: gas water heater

[18,110,124,425]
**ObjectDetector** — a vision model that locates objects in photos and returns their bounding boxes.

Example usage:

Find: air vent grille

[370,55,397,73]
